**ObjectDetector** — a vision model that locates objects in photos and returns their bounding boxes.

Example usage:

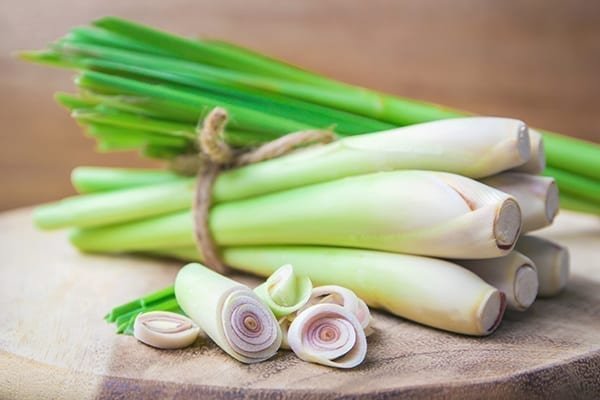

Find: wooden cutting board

[0,207,599,399]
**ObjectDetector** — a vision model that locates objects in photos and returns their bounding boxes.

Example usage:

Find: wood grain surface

[0,207,599,399]
[1,0,599,211]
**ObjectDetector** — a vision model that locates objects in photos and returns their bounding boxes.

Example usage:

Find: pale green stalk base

[516,236,570,297]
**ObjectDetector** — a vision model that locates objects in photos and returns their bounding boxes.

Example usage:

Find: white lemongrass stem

[71,171,522,259]
[253,264,312,318]
[511,129,545,174]
[287,304,367,369]
[515,236,570,297]
[174,263,282,363]
[157,245,507,336]
[300,285,373,335]
[482,172,559,232]
[456,252,539,311]
[133,311,200,349]
[214,117,530,202]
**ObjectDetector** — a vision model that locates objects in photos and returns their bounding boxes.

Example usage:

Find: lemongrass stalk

[288,304,367,368]
[35,118,528,229]
[253,264,312,319]
[34,178,194,229]
[175,263,282,363]
[83,123,190,152]
[544,167,600,204]
[511,129,545,174]
[147,245,506,336]
[456,252,538,311]
[105,285,175,322]
[482,173,559,232]
[69,171,522,259]
[515,236,570,297]
[213,117,530,202]
[559,193,600,215]
[223,246,505,336]
[71,167,183,193]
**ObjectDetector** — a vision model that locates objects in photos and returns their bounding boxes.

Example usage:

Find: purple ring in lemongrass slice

[133,311,200,349]
[300,285,373,335]
[288,303,367,369]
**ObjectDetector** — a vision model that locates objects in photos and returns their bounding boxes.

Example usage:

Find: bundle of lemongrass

[24,17,589,365]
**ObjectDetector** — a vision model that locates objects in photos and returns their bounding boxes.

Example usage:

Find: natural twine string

[182,107,336,275]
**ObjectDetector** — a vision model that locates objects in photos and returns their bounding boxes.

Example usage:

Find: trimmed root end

[514,265,538,309]
[545,181,560,223]
[494,198,522,250]
[480,290,505,334]
[516,122,531,163]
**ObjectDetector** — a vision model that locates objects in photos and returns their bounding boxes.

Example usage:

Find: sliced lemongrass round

[301,285,372,334]
[133,311,200,349]
[175,263,282,363]
[288,303,367,369]
[254,264,312,318]
[516,236,570,297]
[457,251,539,311]
[483,173,559,232]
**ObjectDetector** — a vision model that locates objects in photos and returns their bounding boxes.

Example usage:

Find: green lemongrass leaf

[83,122,190,150]
[93,16,336,88]
[51,40,391,133]
[76,70,312,134]
[254,264,312,318]
[559,192,600,215]
[74,107,196,139]
[66,25,168,56]
[544,167,600,204]
[72,166,183,193]
[54,92,99,110]
[106,285,175,322]
[543,131,600,181]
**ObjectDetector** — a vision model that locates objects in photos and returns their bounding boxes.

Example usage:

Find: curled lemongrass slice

[482,173,559,232]
[301,285,373,335]
[512,129,545,174]
[288,304,367,369]
[254,264,312,318]
[133,311,200,349]
[175,263,282,363]
[457,252,539,311]
[516,236,570,297]
[278,315,294,350]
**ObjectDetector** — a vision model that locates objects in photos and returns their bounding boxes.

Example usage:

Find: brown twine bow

[178,107,336,275]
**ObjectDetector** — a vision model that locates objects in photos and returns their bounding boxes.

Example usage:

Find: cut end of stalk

[516,122,531,163]
[479,290,506,335]
[514,265,538,310]
[494,198,521,250]
[546,181,560,223]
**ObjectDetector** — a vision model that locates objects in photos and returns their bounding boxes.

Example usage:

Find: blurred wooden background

[1,0,599,210]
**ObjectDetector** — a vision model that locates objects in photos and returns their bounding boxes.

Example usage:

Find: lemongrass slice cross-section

[301,285,373,335]
[288,303,367,369]
[482,173,559,232]
[516,235,570,297]
[133,311,200,349]
[457,252,539,311]
[175,263,282,363]
[254,264,312,318]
